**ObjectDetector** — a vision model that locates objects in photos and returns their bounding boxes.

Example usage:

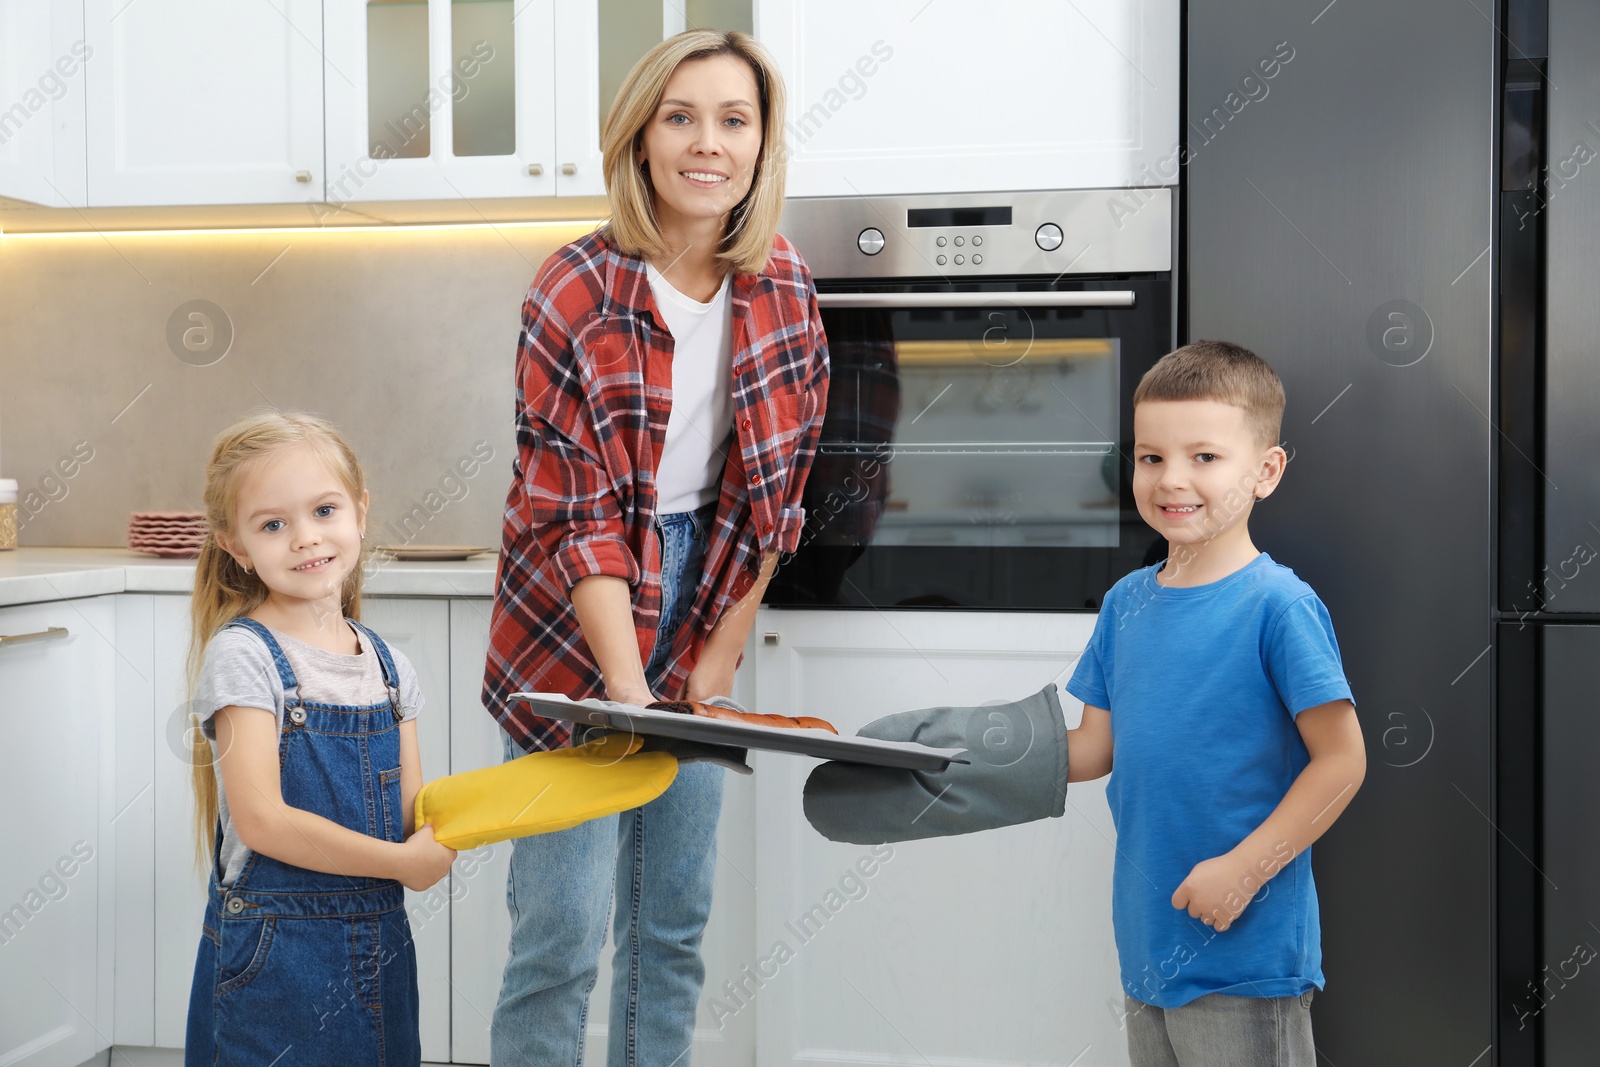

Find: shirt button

[763,523,774,535]
[741,418,752,430]
[750,474,762,486]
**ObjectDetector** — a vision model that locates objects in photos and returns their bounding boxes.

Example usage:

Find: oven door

[766,274,1172,611]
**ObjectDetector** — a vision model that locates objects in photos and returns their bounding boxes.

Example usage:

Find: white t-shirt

[645,262,736,514]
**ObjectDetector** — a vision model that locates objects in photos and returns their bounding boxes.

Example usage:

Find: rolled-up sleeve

[516,278,640,592]
[771,281,831,555]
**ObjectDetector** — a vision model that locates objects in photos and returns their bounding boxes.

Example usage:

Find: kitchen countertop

[0,548,499,608]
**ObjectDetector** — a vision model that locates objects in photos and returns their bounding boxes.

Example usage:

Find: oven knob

[857,228,885,256]
[1035,223,1064,251]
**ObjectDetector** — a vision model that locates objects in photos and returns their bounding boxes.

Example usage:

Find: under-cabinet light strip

[0,218,606,239]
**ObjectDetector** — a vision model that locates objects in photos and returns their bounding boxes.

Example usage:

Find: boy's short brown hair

[1132,340,1286,448]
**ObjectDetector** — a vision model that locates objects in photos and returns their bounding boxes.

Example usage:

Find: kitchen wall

[0,218,602,548]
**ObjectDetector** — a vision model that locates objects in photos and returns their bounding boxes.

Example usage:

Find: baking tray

[510,693,970,771]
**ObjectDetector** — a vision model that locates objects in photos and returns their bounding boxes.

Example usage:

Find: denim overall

[185,618,421,1067]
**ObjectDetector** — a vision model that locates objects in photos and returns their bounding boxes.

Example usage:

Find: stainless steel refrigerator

[1186,0,1498,1062]
[1192,0,1600,1062]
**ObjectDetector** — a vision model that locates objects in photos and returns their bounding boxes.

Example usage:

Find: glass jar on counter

[0,479,16,550]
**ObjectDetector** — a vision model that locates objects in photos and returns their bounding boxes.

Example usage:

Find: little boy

[1066,341,1365,1066]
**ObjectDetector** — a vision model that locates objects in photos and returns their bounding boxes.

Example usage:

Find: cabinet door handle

[527,163,544,176]
[763,632,780,646]
[561,163,577,176]
[0,626,69,648]
[294,170,313,183]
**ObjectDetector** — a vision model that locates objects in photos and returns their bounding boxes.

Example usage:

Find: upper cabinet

[755,0,1180,199]
[324,0,563,202]
[0,0,88,208]
[322,0,697,203]
[83,0,325,207]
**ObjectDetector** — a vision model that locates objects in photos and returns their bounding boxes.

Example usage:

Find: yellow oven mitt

[413,732,678,849]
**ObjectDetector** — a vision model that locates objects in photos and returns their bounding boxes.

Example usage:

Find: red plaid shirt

[483,229,829,752]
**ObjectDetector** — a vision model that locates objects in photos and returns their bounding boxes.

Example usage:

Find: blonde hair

[1132,340,1287,448]
[601,29,788,276]
[187,411,370,867]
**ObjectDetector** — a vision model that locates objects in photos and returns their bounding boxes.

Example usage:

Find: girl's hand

[682,657,736,702]
[396,823,456,891]
[1171,851,1257,932]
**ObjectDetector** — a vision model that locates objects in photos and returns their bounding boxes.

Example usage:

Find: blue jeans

[492,504,727,1066]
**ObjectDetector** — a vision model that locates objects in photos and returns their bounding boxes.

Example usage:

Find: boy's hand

[396,823,457,891]
[1171,850,1257,932]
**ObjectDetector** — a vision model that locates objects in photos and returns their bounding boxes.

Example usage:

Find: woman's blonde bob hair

[601,29,787,276]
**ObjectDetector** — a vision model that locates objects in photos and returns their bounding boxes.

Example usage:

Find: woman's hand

[605,682,658,707]
[682,656,737,702]
[395,824,457,892]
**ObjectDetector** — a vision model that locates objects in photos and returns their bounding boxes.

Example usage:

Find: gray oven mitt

[802,683,1069,843]
[631,696,754,776]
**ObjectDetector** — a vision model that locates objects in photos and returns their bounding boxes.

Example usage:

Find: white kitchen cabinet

[444,596,510,1065]
[0,597,115,1067]
[0,0,88,207]
[323,0,709,205]
[83,0,325,206]
[323,0,559,203]
[445,596,758,1065]
[755,0,1180,199]
[148,594,206,1048]
[111,596,158,1048]
[361,598,454,1064]
[750,606,1126,1067]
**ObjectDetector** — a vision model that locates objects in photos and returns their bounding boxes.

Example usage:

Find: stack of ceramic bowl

[128,511,208,558]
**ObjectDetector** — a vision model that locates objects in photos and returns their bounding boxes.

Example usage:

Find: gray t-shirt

[196,621,423,885]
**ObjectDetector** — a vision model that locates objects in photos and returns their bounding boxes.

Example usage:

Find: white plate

[510,693,969,771]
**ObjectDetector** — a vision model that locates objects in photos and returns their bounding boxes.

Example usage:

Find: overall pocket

[215,914,275,996]
[379,767,404,843]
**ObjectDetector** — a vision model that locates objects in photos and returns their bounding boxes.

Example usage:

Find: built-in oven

[768,189,1176,611]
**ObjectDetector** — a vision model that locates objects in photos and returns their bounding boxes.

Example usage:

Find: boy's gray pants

[1125,990,1318,1067]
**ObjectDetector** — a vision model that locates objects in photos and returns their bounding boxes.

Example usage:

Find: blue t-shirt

[1067,552,1354,1009]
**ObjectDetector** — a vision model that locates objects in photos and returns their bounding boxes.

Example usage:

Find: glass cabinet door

[325,0,557,202]
[328,0,752,204]
[554,0,752,198]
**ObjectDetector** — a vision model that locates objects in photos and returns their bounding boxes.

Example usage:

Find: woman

[481,29,828,1066]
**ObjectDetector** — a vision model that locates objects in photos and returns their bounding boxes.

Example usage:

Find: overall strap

[346,619,403,715]
[222,617,301,707]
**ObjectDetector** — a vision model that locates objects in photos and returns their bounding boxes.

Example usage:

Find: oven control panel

[783,188,1172,279]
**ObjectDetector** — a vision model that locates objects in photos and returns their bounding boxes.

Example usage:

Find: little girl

[182,411,455,1066]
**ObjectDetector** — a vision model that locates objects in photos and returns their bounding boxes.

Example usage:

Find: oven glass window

[822,318,1118,550]
[769,278,1170,611]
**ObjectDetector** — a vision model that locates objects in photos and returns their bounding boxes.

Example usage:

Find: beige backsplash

[0,217,604,550]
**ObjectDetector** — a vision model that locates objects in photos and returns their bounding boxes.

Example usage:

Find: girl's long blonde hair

[601,29,788,275]
[188,411,370,867]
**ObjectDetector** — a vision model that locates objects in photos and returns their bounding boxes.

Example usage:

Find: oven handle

[815,290,1136,309]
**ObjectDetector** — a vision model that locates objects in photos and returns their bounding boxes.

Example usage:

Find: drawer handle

[294,170,313,183]
[561,163,577,176]
[0,626,69,648]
